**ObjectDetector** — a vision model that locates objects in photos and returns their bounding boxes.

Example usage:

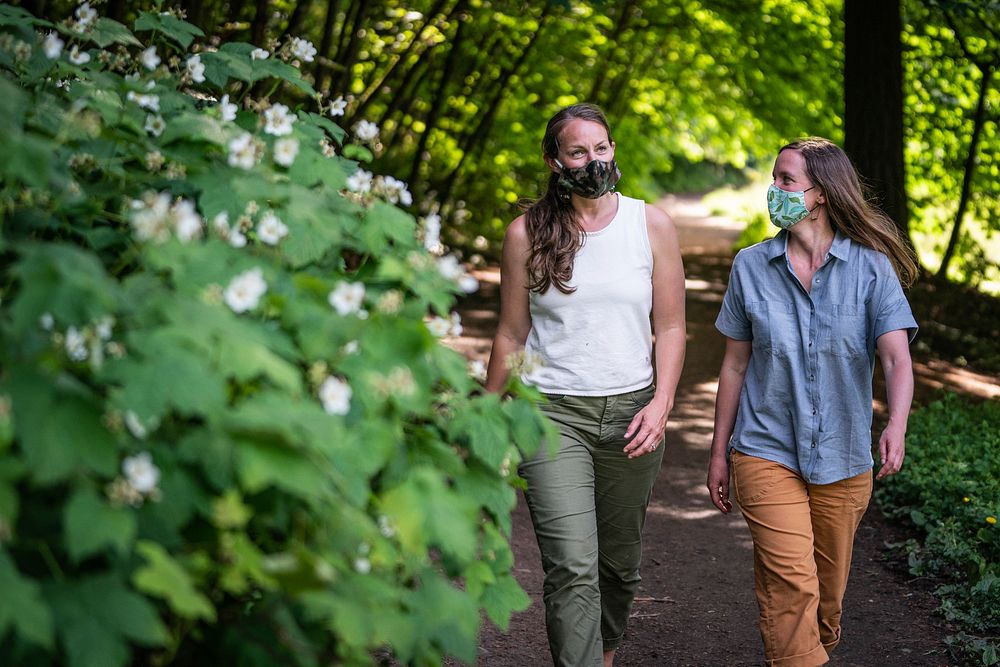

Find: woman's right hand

[707,454,733,514]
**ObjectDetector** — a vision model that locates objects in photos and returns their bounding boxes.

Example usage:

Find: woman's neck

[572,192,617,232]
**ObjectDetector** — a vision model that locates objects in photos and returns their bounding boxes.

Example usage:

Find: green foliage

[0,6,550,666]
[876,394,1000,665]
[903,0,1000,283]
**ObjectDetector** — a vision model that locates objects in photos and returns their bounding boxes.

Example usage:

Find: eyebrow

[566,140,609,150]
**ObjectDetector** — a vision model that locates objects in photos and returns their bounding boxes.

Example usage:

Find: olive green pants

[519,385,664,667]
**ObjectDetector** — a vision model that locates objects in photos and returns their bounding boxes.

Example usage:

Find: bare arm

[875,329,913,479]
[707,338,752,513]
[624,204,686,457]
[484,217,532,393]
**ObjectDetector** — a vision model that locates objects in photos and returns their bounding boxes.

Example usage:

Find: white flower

[224,267,268,314]
[43,32,64,59]
[212,211,230,236]
[75,2,97,28]
[186,54,205,83]
[95,316,114,341]
[65,326,88,360]
[289,37,317,63]
[39,312,55,330]
[227,132,259,170]
[449,312,463,336]
[345,168,373,193]
[468,359,487,382]
[123,411,148,439]
[250,47,269,60]
[123,452,160,493]
[437,255,463,280]
[376,176,411,206]
[378,515,396,538]
[263,103,295,136]
[68,45,90,65]
[353,557,371,574]
[129,191,172,243]
[421,213,442,253]
[328,281,365,316]
[140,46,160,71]
[426,316,451,337]
[144,114,165,137]
[318,376,352,415]
[229,228,247,248]
[256,211,288,245]
[328,96,347,117]
[220,94,237,122]
[171,199,203,242]
[343,340,359,355]
[459,274,479,294]
[273,137,299,167]
[127,91,160,112]
[353,120,379,142]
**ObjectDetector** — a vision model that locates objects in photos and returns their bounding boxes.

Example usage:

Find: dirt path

[451,195,995,666]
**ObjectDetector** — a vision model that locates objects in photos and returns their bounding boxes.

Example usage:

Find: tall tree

[844,0,910,239]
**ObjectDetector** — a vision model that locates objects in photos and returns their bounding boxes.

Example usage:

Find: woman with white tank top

[485,103,686,667]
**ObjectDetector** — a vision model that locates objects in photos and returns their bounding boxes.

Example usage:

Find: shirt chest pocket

[747,300,796,355]
[821,303,868,358]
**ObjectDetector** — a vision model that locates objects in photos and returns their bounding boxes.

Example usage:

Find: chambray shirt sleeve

[872,253,918,342]
[715,252,752,340]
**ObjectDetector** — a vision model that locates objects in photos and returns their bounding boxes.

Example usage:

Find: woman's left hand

[623,397,670,458]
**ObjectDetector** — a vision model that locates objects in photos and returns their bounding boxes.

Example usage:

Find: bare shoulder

[644,203,679,243]
[503,214,531,251]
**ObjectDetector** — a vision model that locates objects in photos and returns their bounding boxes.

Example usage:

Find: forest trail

[451,194,997,666]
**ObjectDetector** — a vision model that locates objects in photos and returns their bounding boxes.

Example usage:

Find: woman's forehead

[558,119,610,147]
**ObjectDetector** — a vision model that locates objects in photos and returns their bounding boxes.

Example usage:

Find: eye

[596,145,608,153]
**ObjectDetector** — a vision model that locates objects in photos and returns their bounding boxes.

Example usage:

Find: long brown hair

[783,137,918,287]
[521,103,614,294]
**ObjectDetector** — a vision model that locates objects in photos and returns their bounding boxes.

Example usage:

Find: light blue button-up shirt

[715,230,917,484]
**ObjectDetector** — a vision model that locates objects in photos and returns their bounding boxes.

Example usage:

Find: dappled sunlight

[912,359,1000,400]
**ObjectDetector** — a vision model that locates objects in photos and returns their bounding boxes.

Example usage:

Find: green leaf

[132,541,216,621]
[64,487,137,562]
[46,573,169,667]
[450,394,509,470]
[6,367,118,484]
[160,112,228,146]
[107,344,228,421]
[89,17,142,48]
[0,551,54,649]
[134,11,204,49]
[480,573,530,631]
[235,438,329,502]
[302,112,347,143]
[9,243,120,337]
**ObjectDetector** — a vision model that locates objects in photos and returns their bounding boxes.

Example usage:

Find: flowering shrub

[0,4,551,666]
[876,394,1000,665]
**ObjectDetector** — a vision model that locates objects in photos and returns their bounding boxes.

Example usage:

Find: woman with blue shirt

[707,137,918,667]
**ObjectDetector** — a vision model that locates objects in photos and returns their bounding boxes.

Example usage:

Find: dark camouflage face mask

[555,158,622,199]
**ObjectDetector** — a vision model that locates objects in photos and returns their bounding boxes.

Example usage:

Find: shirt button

[811,442,817,448]
[809,340,813,347]
[812,409,817,415]
[810,375,815,381]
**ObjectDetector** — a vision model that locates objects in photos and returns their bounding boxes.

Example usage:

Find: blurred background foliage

[19,0,996,290]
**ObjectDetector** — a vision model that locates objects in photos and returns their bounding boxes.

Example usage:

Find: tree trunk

[314,0,342,91]
[844,0,910,239]
[250,0,271,48]
[279,0,314,42]
[408,14,468,183]
[937,65,994,278]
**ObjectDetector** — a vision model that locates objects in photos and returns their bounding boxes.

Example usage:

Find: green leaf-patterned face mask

[767,184,816,229]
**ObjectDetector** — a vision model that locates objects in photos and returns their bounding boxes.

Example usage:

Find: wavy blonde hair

[783,137,918,287]
[521,103,614,294]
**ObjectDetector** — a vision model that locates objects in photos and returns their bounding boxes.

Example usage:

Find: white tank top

[522,193,654,395]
